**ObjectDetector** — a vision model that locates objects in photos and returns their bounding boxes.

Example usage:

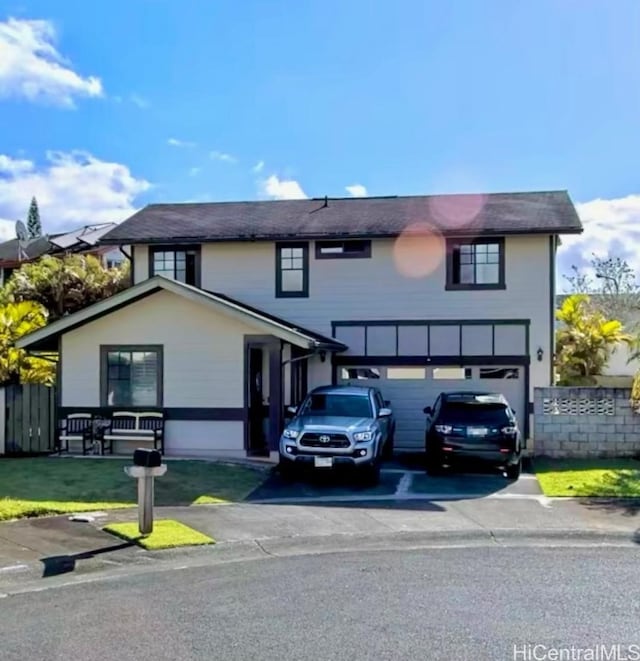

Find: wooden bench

[58,413,95,455]
[97,411,165,455]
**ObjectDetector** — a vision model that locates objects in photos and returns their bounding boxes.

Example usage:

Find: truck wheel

[361,460,381,487]
[278,458,297,481]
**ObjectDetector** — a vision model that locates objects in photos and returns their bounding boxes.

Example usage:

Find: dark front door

[248,347,268,455]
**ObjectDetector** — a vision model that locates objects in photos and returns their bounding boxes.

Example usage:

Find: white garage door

[339,365,525,451]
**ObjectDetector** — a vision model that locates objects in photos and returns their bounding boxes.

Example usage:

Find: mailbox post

[124,449,167,535]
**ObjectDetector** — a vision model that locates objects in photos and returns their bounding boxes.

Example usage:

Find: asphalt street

[2,546,639,661]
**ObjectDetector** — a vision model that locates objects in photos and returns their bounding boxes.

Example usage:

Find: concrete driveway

[247,455,543,504]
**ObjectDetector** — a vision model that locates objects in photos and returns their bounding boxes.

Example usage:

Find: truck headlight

[353,431,373,442]
[283,429,299,439]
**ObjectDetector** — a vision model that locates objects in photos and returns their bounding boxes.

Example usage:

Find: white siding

[132,245,149,284]
[60,290,261,455]
[134,236,554,405]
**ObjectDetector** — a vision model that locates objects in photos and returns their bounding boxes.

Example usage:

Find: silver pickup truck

[278,385,395,485]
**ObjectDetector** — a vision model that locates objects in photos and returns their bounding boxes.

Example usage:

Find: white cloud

[345,184,367,197]
[0,151,150,241]
[168,138,196,148]
[558,193,640,283]
[0,155,34,176]
[210,150,237,163]
[188,167,201,177]
[261,174,307,200]
[129,93,149,109]
[252,160,265,173]
[0,17,103,107]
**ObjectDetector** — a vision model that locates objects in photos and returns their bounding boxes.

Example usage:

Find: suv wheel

[505,458,522,481]
[425,445,444,476]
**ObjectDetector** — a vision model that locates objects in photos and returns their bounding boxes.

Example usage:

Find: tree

[555,294,631,385]
[0,300,55,385]
[564,254,640,328]
[1,254,130,322]
[26,197,42,239]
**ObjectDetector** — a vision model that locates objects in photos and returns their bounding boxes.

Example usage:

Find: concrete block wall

[534,387,640,458]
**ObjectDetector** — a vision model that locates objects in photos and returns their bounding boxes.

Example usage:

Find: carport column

[267,342,283,451]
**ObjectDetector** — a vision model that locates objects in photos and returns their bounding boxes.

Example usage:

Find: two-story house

[17,191,582,458]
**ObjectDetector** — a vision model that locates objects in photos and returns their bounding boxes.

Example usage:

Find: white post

[124,465,167,535]
[138,474,155,535]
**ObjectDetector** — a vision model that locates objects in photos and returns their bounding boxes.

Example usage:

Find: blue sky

[1,1,639,281]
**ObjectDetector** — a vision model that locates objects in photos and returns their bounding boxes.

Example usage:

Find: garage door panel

[339,364,525,451]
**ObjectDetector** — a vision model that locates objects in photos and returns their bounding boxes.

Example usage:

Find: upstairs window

[276,242,309,298]
[446,238,505,290]
[315,240,371,259]
[150,246,200,286]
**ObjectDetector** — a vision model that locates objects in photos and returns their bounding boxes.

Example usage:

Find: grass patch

[0,457,266,521]
[534,458,640,497]
[104,519,214,550]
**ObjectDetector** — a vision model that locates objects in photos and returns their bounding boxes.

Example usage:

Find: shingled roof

[101,190,583,244]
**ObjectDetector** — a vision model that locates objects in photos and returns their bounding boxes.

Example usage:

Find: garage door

[339,365,525,451]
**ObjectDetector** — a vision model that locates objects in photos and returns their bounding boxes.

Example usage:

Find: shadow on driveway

[246,454,539,507]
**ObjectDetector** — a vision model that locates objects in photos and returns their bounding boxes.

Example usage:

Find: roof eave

[98,226,584,246]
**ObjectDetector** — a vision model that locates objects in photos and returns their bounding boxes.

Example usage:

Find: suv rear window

[440,402,511,425]
[300,394,373,418]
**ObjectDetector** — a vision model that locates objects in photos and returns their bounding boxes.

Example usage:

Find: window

[150,246,200,286]
[101,346,163,407]
[276,242,308,297]
[480,367,519,379]
[300,393,373,418]
[440,402,512,425]
[315,240,371,259]
[433,367,472,380]
[341,367,381,380]
[386,367,426,379]
[446,238,505,290]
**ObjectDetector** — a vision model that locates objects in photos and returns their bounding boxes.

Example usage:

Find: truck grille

[300,433,350,449]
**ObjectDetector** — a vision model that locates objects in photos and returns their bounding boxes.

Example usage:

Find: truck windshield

[300,394,373,418]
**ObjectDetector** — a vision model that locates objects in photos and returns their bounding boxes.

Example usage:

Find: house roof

[0,223,121,267]
[16,276,347,353]
[99,190,583,245]
[0,236,51,264]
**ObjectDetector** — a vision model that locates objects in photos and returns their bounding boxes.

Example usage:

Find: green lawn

[534,458,640,497]
[104,519,215,550]
[0,457,267,521]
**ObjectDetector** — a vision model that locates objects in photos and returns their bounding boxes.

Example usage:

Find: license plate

[314,456,333,468]
[467,427,488,437]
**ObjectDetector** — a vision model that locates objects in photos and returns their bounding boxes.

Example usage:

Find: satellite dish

[15,220,28,242]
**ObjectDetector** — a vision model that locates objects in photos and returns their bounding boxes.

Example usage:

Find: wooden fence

[0,383,56,455]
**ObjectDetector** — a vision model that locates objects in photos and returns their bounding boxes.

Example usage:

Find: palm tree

[0,300,55,385]
[555,294,631,385]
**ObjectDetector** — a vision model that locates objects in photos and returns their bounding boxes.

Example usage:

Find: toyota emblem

[319,435,331,443]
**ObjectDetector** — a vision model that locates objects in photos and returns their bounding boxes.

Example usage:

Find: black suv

[423,391,522,479]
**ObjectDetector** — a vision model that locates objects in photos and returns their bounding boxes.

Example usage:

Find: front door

[248,347,267,455]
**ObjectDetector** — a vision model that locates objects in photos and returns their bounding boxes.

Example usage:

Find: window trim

[315,239,372,260]
[445,237,505,291]
[275,242,309,298]
[100,344,164,408]
[148,244,201,287]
